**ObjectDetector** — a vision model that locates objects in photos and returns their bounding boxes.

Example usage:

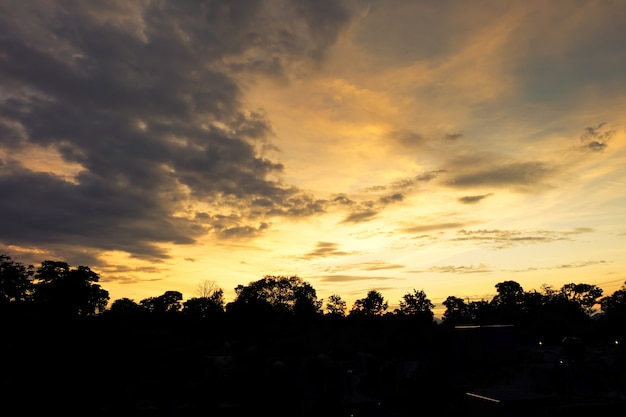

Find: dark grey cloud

[457,193,493,204]
[0,0,354,261]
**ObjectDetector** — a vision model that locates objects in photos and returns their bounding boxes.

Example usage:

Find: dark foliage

[1,253,626,415]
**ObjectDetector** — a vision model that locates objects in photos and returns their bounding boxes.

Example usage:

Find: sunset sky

[1,0,625,316]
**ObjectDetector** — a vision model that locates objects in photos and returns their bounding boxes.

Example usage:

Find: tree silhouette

[0,254,34,306]
[107,297,142,316]
[560,282,603,315]
[183,294,225,319]
[227,275,322,319]
[325,294,347,316]
[195,279,222,299]
[395,288,434,322]
[350,290,388,317]
[490,280,525,322]
[442,296,471,325]
[600,282,626,320]
[140,290,183,314]
[32,260,109,317]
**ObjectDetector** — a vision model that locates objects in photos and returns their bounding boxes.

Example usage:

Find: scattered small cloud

[340,190,406,224]
[580,122,614,152]
[457,193,493,204]
[342,209,380,224]
[425,264,492,274]
[453,227,593,249]
[322,260,405,273]
[443,132,463,141]
[402,222,467,234]
[317,275,394,283]
[511,259,607,273]
[447,162,557,192]
[301,242,356,260]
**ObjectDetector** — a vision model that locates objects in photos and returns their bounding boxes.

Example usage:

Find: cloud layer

[1,1,625,308]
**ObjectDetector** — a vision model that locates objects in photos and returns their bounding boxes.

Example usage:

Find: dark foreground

[2,316,626,416]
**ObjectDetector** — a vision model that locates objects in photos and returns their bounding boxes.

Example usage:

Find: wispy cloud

[422,264,492,274]
[321,261,405,273]
[402,222,468,234]
[457,193,493,204]
[511,259,607,273]
[317,275,395,283]
[447,162,558,192]
[300,242,357,260]
[579,123,614,152]
[453,228,594,249]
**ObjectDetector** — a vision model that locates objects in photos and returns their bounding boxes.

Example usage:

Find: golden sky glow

[1,0,625,316]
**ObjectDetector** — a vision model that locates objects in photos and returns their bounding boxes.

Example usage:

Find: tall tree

[441,296,472,325]
[140,290,183,314]
[183,288,225,320]
[108,297,141,316]
[395,289,434,320]
[490,280,525,322]
[0,254,34,305]
[560,282,603,315]
[195,280,222,299]
[325,294,347,317]
[228,275,322,317]
[600,282,626,323]
[350,290,388,317]
[33,261,109,316]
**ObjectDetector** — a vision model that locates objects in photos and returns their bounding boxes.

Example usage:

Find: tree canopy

[32,260,109,316]
[227,275,322,319]
[350,290,388,317]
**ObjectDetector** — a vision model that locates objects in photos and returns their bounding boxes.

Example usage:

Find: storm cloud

[0,0,353,263]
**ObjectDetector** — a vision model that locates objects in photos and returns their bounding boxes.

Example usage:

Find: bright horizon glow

[1,1,625,318]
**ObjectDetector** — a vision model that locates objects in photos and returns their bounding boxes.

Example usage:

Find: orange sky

[1,1,625,317]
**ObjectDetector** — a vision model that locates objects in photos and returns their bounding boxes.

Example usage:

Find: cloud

[424,264,492,274]
[0,0,354,261]
[453,228,593,249]
[402,222,467,234]
[98,264,164,285]
[342,209,380,224]
[321,261,405,273]
[457,193,493,204]
[511,259,607,273]
[301,242,356,259]
[447,161,557,192]
[443,133,464,141]
[317,275,394,283]
[0,162,199,260]
[340,192,405,224]
[579,123,614,152]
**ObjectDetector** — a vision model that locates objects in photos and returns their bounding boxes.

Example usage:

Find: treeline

[2,253,626,342]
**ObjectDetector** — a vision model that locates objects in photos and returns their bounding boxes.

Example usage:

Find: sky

[1,0,626,317]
